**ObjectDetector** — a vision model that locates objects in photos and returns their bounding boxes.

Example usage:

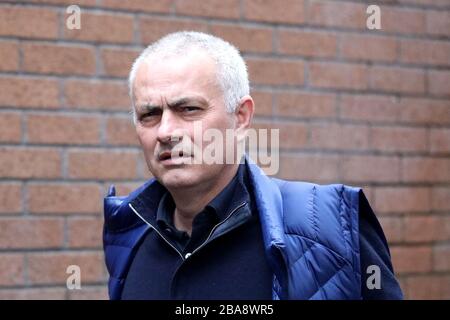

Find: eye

[139,109,161,121]
[182,106,201,112]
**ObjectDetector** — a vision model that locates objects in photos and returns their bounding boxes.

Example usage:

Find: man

[103,31,403,300]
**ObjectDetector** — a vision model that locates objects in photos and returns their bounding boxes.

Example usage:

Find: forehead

[133,50,220,105]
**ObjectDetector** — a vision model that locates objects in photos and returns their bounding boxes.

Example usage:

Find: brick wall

[0,0,449,299]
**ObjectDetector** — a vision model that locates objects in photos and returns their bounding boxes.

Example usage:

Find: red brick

[0,77,59,109]
[27,114,100,145]
[278,154,339,182]
[68,286,108,300]
[139,17,208,45]
[374,187,430,214]
[210,24,273,54]
[101,48,140,78]
[106,116,139,146]
[398,0,450,7]
[403,216,447,242]
[307,1,366,29]
[341,155,400,183]
[67,217,103,248]
[309,62,367,90]
[406,275,450,299]
[437,216,450,239]
[426,11,450,37]
[250,120,271,130]
[276,92,335,119]
[63,12,134,44]
[0,41,19,72]
[369,66,425,94]
[0,183,22,214]
[390,246,432,273]
[0,6,58,39]
[176,0,240,19]
[244,0,305,24]
[309,123,369,150]
[248,121,279,153]
[278,30,336,58]
[110,182,136,196]
[400,39,450,66]
[28,183,102,214]
[0,288,66,300]
[252,90,273,117]
[434,245,450,272]
[402,157,450,182]
[382,7,426,35]
[431,187,450,211]
[370,126,428,152]
[23,43,96,76]
[428,70,450,97]
[340,34,397,62]
[0,147,61,179]
[102,182,144,197]
[0,112,21,143]
[64,80,129,110]
[68,150,139,180]
[339,94,399,123]
[247,58,304,86]
[102,0,172,13]
[0,218,63,249]
[28,252,105,285]
[138,153,154,179]
[0,254,24,286]
[17,0,97,5]
[399,98,450,125]
[378,216,403,243]
[276,122,308,150]
[430,128,450,153]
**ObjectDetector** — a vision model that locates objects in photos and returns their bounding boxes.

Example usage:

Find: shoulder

[103,179,157,233]
[272,178,362,212]
[270,178,363,258]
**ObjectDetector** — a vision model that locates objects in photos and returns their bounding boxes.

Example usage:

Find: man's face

[132,50,236,190]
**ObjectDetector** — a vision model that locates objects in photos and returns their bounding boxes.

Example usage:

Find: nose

[156,109,183,144]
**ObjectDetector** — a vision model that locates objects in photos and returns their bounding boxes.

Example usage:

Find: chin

[156,167,201,190]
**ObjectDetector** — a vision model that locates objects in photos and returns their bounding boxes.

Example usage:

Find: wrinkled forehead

[132,49,221,104]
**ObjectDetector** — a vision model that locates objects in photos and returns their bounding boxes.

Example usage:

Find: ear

[234,95,255,142]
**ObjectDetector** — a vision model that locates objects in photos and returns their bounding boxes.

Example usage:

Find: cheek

[136,128,157,150]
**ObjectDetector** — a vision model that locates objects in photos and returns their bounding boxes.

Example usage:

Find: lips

[158,151,172,161]
[158,150,191,162]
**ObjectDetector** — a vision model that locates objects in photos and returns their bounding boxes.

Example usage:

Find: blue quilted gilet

[103,161,362,299]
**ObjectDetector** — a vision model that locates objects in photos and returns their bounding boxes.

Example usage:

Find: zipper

[169,201,248,298]
[189,201,247,257]
[128,203,185,261]
[129,201,247,261]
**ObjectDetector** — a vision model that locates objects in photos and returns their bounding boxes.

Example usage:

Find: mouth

[158,150,192,165]
[158,151,173,161]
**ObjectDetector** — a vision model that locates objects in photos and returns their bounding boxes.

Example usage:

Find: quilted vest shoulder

[273,179,362,299]
[103,180,159,299]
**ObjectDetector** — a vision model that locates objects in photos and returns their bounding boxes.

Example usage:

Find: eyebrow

[135,104,161,114]
[167,96,208,108]
[136,96,209,113]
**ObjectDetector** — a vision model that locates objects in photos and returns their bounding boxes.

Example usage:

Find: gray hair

[129,31,250,122]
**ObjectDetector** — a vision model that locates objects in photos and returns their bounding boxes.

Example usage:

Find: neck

[169,164,239,236]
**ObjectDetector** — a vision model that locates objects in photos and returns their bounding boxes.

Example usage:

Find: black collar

[155,163,250,230]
